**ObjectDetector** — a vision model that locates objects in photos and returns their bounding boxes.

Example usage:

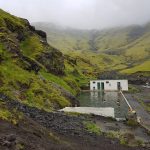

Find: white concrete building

[90,80,128,91]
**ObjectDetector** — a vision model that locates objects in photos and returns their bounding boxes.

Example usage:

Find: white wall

[90,80,128,91]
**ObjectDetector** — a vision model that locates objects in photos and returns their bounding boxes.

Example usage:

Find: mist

[0,0,150,29]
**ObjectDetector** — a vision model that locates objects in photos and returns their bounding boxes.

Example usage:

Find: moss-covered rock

[37,48,65,75]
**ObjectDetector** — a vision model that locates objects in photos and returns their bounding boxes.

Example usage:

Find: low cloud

[0,0,150,29]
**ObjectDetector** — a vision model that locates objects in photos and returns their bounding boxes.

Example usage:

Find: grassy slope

[95,27,131,51]
[19,34,80,95]
[33,23,91,52]
[0,9,83,112]
[33,22,150,75]
[121,60,150,74]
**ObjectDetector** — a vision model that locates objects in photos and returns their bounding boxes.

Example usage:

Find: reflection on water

[77,91,129,119]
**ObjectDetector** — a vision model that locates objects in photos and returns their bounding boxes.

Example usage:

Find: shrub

[83,121,101,135]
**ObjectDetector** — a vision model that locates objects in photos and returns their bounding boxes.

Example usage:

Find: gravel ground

[0,93,147,150]
[124,85,150,130]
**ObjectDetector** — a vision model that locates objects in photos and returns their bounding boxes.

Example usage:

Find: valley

[0,9,150,150]
[34,22,150,78]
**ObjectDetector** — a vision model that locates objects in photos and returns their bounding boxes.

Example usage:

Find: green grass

[121,60,150,74]
[0,9,26,29]
[106,131,120,139]
[106,131,144,147]
[0,60,71,111]
[20,35,44,58]
[135,98,150,112]
[128,84,140,93]
[40,70,78,95]
[0,101,23,125]
[0,9,75,111]
[0,106,12,121]
[83,121,101,135]
[126,119,138,127]
[95,28,130,51]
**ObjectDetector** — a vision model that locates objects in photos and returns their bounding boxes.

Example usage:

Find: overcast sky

[0,0,150,29]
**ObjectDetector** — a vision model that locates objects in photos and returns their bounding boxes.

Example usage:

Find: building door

[117,82,121,90]
[101,82,104,90]
[97,82,100,90]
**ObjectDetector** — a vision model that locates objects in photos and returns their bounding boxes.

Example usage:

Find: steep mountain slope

[0,9,81,111]
[33,22,92,52]
[33,22,150,75]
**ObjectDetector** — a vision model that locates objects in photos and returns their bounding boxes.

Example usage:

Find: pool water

[77,91,129,119]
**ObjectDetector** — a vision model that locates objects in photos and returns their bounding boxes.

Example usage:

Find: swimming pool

[77,91,129,119]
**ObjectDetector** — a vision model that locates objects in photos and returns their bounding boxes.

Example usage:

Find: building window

[106,81,109,83]
[93,87,95,90]
[93,82,96,84]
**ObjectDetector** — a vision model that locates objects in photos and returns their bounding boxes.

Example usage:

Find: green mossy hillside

[0,57,70,111]
[0,9,81,111]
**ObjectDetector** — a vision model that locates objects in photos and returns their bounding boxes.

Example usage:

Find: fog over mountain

[0,0,150,29]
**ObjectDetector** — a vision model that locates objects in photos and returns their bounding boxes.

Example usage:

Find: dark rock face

[99,71,125,80]
[4,18,21,32]
[127,72,150,85]
[20,55,41,74]
[28,25,35,31]
[4,18,25,42]
[35,30,47,39]
[99,71,150,85]
[37,49,65,75]
[16,30,25,41]
[23,18,47,39]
